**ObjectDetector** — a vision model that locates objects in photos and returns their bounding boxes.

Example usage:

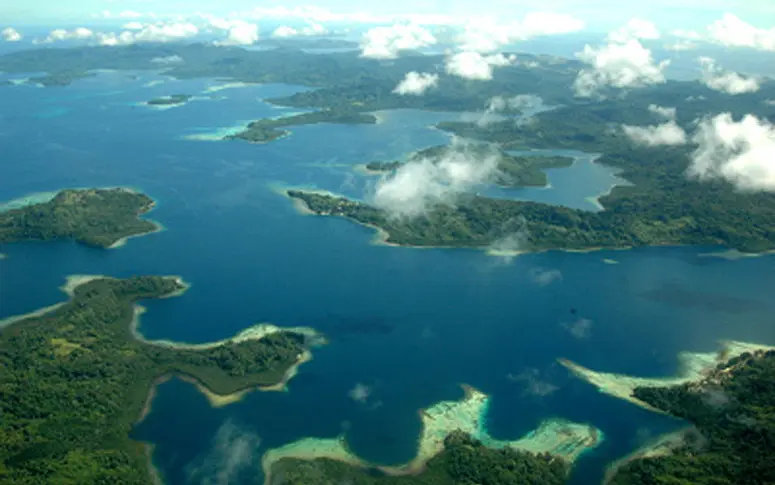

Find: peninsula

[226,109,377,144]
[362,144,574,188]
[562,341,775,485]
[263,385,601,485]
[0,188,160,248]
[0,275,321,484]
[146,93,192,107]
[286,181,775,253]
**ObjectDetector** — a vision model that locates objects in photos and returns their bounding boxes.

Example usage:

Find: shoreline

[602,428,691,484]
[261,384,602,485]
[109,220,165,249]
[0,274,105,329]
[284,192,775,259]
[559,340,775,413]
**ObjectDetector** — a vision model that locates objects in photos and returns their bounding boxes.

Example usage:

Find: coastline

[286,194,775,259]
[108,220,165,249]
[559,340,775,413]
[602,428,691,484]
[261,384,602,485]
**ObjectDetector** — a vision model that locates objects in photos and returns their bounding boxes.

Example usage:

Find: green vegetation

[270,432,569,485]
[0,188,159,248]
[227,110,376,143]
[0,276,311,484]
[27,70,94,87]
[610,350,775,485]
[364,144,574,188]
[146,94,192,106]
[287,185,775,253]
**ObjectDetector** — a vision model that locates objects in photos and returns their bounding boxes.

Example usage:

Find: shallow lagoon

[1,72,775,485]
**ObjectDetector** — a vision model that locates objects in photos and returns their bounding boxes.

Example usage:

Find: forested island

[26,70,93,87]
[363,144,574,188]
[146,94,192,106]
[269,432,571,485]
[226,109,377,143]
[0,188,160,248]
[604,348,775,485]
[0,275,317,484]
[287,185,775,253]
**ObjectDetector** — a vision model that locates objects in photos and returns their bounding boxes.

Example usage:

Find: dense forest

[270,432,569,485]
[0,276,311,484]
[0,188,159,248]
[610,351,775,485]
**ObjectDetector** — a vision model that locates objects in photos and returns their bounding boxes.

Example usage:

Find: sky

[3,0,774,32]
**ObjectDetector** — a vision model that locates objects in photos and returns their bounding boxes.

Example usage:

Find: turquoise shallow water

[1,71,775,485]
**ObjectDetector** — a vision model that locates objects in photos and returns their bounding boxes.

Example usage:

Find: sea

[1,69,774,485]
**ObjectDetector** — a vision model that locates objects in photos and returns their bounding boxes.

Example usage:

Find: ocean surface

[1,70,775,485]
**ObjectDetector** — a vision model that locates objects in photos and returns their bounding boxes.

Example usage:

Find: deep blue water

[2,71,775,485]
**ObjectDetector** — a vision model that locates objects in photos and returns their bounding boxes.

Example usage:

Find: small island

[362,144,574,188]
[0,275,321,484]
[226,110,377,144]
[145,94,192,107]
[26,70,94,87]
[263,385,601,485]
[0,188,160,248]
[561,341,775,485]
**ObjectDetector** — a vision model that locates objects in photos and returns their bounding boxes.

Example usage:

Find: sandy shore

[698,248,775,260]
[602,428,691,484]
[261,384,602,484]
[0,190,59,212]
[560,340,775,413]
[602,258,619,264]
[202,81,255,93]
[0,274,106,329]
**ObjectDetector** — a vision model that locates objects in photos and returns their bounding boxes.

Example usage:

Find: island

[0,275,321,484]
[145,93,192,107]
[561,341,775,485]
[285,174,775,252]
[0,188,160,248]
[362,144,574,188]
[26,70,94,87]
[263,385,601,485]
[226,110,377,144]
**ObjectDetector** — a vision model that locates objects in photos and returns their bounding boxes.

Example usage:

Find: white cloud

[699,57,759,94]
[664,40,699,51]
[360,24,436,59]
[607,18,660,43]
[573,38,668,98]
[271,22,328,38]
[488,94,542,112]
[123,22,144,31]
[95,31,135,46]
[393,71,439,95]
[707,13,775,51]
[456,12,584,54]
[622,121,688,146]
[42,27,95,43]
[151,55,184,65]
[1,27,22,42]
[530,268,563,286]
[186,420,261,485]
[445,52,514,81]
[648,104,677,120]
[216,20,259,45]
[133,22,199,43]
[372,138,501,218]
[688,113,775,192]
